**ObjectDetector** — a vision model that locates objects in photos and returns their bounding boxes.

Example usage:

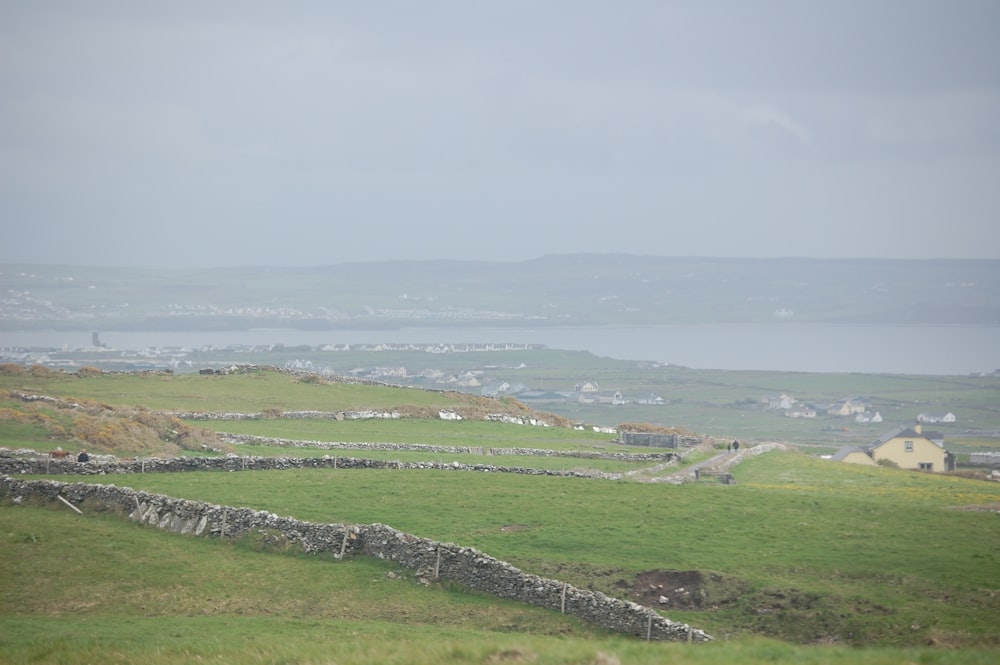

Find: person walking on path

[732,440,740,452]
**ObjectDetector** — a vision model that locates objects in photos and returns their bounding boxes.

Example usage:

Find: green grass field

[2,368,999,663]
[2,503,998,665]
[7,352,1000,450]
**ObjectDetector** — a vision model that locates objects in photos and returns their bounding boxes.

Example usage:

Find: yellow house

[868,424,955,471]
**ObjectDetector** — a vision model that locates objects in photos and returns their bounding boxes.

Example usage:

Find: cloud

[742,104,813,146]
[0,2,998,267]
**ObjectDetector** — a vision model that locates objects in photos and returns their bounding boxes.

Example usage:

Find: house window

[918,462,933,471]
[904,441,914,452]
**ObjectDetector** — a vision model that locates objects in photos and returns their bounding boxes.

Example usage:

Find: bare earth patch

[626,569,747,610]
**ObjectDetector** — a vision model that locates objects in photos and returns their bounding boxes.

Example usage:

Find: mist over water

[3,324,997,375]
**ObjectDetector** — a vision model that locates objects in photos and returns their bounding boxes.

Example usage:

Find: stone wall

[221,433,675,463]
[0,476,711,642]
[0,454,634,480]
[969,452,1000,467]
[619,431,702,449]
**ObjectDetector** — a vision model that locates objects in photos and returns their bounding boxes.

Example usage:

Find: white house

[917,412,956,424]
[828,397,870,417]
[767,394,795,410]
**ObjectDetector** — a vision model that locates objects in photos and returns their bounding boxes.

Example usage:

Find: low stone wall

[0,454,625,480]
[222,433,675,463]
[619,432,703,449]
[969,452,1000,467]
[173,410,402,421]
[0,476,711,642]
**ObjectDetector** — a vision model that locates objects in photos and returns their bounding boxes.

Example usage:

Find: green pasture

[0,370,464,413]
[36,450,1000,649]
[0,454,1000,665]
[526,365,1000,442]
[4,360,1000,450]
[3,369,1000,662]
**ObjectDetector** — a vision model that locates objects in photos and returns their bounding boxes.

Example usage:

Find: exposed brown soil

[624,569,748,610]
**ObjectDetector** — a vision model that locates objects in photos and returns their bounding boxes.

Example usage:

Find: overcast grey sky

[2,1,998,268]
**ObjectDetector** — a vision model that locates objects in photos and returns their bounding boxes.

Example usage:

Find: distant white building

[917,412,956,424]
[767,394,795,410]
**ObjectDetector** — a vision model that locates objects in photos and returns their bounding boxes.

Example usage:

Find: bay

[2,324,997,376]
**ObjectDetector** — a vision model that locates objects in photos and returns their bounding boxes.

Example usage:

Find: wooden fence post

[57,495,83,515]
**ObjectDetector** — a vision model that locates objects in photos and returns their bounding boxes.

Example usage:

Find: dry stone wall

[220,433,675,463]
[0,476,711,642]
[619,431,702,449]
[0,455,627,480]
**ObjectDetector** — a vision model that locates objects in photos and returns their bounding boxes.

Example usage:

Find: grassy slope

[13,352,1000,454]
[2,502,998,665]
[2,370,999,662]
[1,370,465,412]
[58,454,1000,645]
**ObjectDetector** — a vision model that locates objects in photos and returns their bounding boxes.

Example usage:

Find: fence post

[435,547,441,580]
[57,494,83,515]
[561,583,567,614]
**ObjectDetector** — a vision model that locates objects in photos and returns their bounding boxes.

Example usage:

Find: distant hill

[2,255,998,330]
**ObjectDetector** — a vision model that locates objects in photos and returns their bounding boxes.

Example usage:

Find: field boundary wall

[0,454,633,480]
[0,476,711,642]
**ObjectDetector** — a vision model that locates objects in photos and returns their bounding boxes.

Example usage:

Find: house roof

[871,425,945,450]
[831,446,868,461]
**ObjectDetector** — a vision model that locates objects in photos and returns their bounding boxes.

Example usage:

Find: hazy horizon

[2,2,999,269]
[2,253,1000,273]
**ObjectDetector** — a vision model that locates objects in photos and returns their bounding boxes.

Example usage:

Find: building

[835,424,955,472]
[917,412,957,424]
[827,397,870,417]
[767,394,795,410]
